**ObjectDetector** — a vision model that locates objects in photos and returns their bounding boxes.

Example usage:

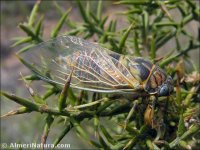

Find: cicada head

[144,66,174,97]
[157,76,174,96]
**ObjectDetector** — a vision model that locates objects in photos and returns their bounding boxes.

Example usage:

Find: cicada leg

[154,97,169,141]
[154,118,165,142]
[123,100,138,129]
[144,95,157,128]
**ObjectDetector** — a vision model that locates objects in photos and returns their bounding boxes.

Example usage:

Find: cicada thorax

[145,66,167,93]
[120,57,167,95]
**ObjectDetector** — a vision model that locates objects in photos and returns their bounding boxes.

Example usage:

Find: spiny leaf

[71,118,90,141]
[42,87,59,100]
[154,22,178,27]
[99,16,108,29]
[19,23,42,42]
[134,31,141,56]
[34,15,44,36]
[1,107,31,118]
[142,10,149,46]
[96,100,113,114]
[118,23,134,53]
[58,68,73,111]
[169,124,200,148]
[77,0,90,24]
[28,0,41,27]
[150,33,156,61]
[125,125,139,135]
[86,1,90,21]
[111,20,117,32]
[17,44,36,54]
[156,29,176,49]
[90,12,99,24]
[16,55,45,78]
[94,116,99,137]
[97,0,102,20]
[11,37,32,47]
[20,72,45,104]
[100,125,116,145]
[160,42,200,67]
[177,113,187,137]
[67,88,77,106]
[98,131,110,149]
[41,115,54,150]
[53,1,64,14]
[53,1,77,29]
[123,138,137,150]
[51,7,72,38]
[1,91,40,111]
[53,123,72,149]
[115,0,152,5]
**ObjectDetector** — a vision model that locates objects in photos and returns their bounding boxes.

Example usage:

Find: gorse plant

[1,0,200,149]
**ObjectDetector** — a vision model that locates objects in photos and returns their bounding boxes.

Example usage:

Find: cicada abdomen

[18,36,173,96]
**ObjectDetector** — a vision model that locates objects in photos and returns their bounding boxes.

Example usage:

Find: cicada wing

[18,36,75,85]
[19,36,139,93]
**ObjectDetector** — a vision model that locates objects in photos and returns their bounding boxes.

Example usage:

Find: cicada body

[19,36,173,96]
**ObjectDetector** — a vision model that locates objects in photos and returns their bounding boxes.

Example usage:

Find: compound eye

[159,85,169,96]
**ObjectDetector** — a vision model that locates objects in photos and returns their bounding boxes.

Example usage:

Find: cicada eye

[159,85,169,96]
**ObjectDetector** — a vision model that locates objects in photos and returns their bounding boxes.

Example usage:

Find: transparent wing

[19,36,140,93]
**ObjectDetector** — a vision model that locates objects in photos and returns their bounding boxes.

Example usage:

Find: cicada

[18,36,173,97]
